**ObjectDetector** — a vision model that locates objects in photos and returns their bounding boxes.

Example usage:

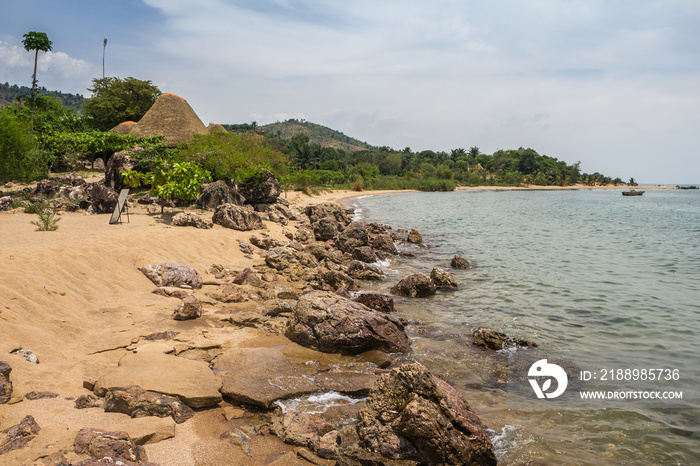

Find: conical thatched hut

[110,121,138,135]
[207,121,227,133]
[130,92,208,147]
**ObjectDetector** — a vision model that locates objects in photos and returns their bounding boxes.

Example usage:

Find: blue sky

[2,0,699,184]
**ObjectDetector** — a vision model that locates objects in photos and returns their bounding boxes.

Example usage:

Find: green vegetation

[30,203,60,231]
[43,131,163,170]
[121,158,211,213]
[0,110,50,181]
[84,77,161,130]
[179,132,287,182]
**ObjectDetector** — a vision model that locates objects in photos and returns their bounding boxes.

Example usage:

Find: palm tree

[22,31,52,119]
[628,177,637,186]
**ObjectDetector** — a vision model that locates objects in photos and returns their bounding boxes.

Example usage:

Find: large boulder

[335,222,369,253]
[105,147,139,191]
[196,180,242,210]
[286,291,411,355]
[212,203,264,231]
[139,262,202,289]
[357,363,497,465]
[391,273,436,298]
[93,351,222,408]
[0,196,12,211]
[85,183,119,214]
[305,202,351,226]
[237,169,280,204]
[0,361,11,404]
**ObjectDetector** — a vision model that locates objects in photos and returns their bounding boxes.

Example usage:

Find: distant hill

[258,119,376,152]
[0,82,85,110]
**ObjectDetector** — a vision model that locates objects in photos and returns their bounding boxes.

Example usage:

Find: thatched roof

[110,121,137,135]
[207,121,227,133]
[130,93,208,147]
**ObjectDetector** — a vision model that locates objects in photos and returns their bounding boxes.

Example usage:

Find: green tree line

[1,31,620,194]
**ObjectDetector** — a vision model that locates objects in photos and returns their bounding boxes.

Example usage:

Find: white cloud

[4,1,699,182]
[0,40,93,93]
[0,41,33,68]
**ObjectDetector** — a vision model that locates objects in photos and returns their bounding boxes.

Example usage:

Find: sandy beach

[0,182,676,464]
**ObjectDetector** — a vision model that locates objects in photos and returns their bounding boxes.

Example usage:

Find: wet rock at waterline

[472,326,538,350]
[390,273,436,298]
[285,291,411,355]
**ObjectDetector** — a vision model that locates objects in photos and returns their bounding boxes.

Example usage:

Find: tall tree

[22,31,52,118]
[84,77,161,130]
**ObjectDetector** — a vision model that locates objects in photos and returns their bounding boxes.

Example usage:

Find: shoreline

[0,178,691,464]
[285,182,675,209]
[0,182,498,465]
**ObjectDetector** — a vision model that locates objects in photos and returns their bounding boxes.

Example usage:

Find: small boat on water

[622,189,644,196]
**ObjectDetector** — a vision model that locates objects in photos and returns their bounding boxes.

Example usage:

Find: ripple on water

[354,189,700,464]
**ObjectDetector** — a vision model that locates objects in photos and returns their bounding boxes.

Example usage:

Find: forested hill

[259,119,375,152]
[0,82,85,110]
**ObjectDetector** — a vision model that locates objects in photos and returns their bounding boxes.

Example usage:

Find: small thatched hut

[130,92,208,147]
[110,121,138,135]
[207,121,227,133]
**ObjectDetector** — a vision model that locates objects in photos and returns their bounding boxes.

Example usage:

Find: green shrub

[289,170,321,192]
[349,176,364,191]
[121,158,212,213]
[0,111,51,182]
[417,178,456,191]
[30,204,60,231]
[180,132,288,181]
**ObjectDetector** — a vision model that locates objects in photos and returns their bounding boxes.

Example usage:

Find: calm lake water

[349,188,700,465]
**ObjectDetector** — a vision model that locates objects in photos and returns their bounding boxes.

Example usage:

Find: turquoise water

[351,189,700,465]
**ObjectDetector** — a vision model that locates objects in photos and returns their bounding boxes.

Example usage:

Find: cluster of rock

[11,173,121,214]
[0,415,156,464]
[0,178,511,464]
[272,363,498,465]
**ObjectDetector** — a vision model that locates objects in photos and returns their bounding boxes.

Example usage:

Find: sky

[1,0,699,184]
